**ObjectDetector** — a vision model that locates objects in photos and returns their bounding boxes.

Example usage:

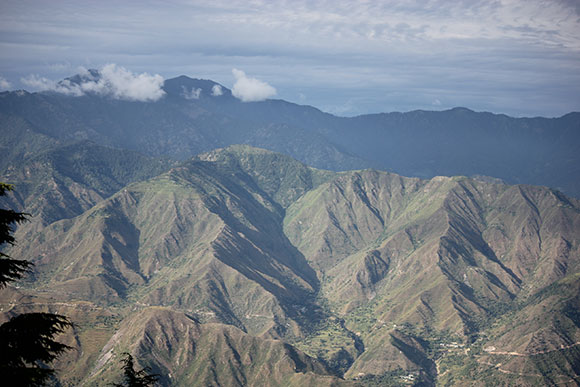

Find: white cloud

[211,84,223,96]
[21,74,84,96]
[432,98,442,106]
[21,74,55,90]
[21,64,165,102]
[0,76,12,90]
[94,64,165,101]
[231,69,276,102]
[182,86,201,99]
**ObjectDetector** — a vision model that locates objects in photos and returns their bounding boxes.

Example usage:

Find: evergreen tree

[112,353,159,387]
[0,183,73,386]
[0,183,32,287]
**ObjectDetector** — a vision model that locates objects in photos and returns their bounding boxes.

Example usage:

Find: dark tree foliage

[0,182,73,386]
[112,353,159,387]
[0,313,73,385]
[0,183,33,287]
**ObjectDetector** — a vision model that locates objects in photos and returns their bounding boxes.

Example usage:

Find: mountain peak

[163,75,231,100]
[61,68,101,86]
[449,106,474,113]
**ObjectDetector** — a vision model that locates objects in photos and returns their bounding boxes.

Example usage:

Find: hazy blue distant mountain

[0,76,367,173]
[333,108,580,194]
[1,72,579,199]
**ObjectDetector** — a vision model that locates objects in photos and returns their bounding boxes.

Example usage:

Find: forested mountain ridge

[1,145,579,385]
[1,73,579,197]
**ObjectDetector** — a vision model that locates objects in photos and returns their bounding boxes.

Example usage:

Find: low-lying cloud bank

[21,64,165,102]
[231,69,276,102]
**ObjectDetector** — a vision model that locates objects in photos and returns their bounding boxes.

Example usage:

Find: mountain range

[0,73,579,386]
[1,74,579,197]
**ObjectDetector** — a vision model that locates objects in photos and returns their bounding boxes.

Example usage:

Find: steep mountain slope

[85,307,350,386]
[12,154,324,338]
[283,169,580,384]
[0,141,174,259]
[2,145,580,385]
[446,273,580,386]
[2,141,173,218]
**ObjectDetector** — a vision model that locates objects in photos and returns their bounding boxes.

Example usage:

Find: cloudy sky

[1,0,579,116]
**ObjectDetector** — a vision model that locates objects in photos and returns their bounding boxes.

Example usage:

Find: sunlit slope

[284,169,580,382]
[11,147,332,338]
[1,141,173,246]
[85,307,351,387]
